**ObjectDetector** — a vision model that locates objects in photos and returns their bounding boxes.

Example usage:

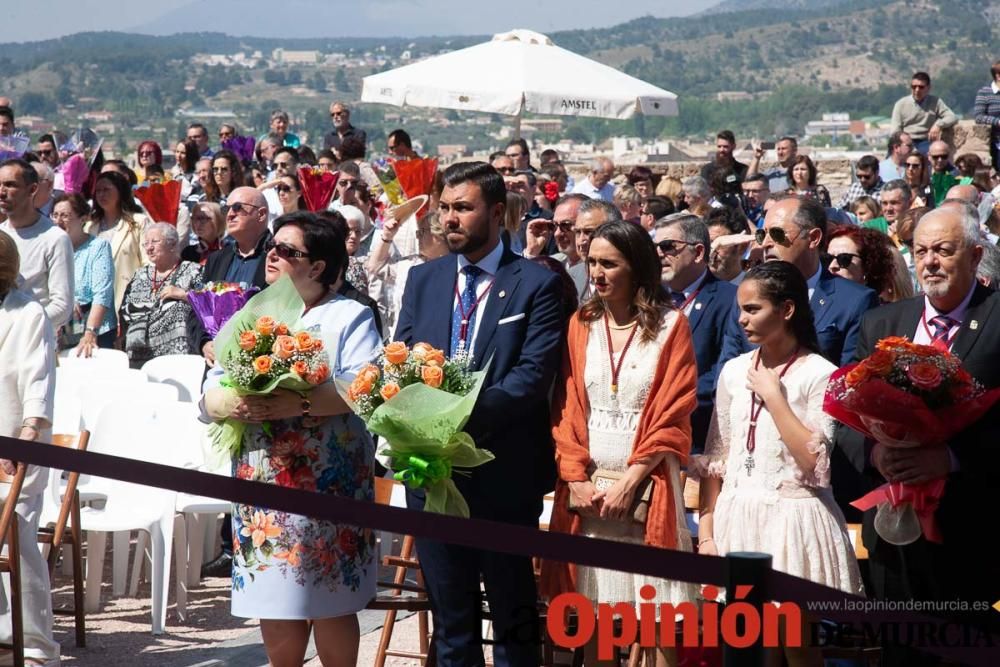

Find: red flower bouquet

[824,336,1000,544]
[135,180,183,225]
[297,166,339,212]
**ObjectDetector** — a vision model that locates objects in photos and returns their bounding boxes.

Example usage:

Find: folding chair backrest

[0,463,28,547]
[150,401,206,469]
[78,380,176,431]
[47,432,90,546]
[141,354,208,402]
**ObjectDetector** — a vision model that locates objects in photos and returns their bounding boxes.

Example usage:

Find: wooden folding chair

[37,432,89,647]
[367,477,435,666]
[0,461,29,667]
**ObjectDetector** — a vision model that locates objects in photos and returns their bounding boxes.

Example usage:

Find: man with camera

[747,136,798,192]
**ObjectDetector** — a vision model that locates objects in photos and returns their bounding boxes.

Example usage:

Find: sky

[2,0,719,43]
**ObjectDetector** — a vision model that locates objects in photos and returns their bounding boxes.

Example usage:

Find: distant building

[436,144,469,158]
[805,113,853,138]
[272,49,321,65]
[175,108,236,119]
[716,91,754,103]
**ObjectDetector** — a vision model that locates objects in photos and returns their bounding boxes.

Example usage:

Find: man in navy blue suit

[757,196,879,367]
[395,161,564,666]
[653,212,742,454]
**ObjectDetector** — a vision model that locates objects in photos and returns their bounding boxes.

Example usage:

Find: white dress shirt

[571,177,614,202]
[806,264,822,301]
[911,283,977,347]
[454,239,505,356]
[672,269,708,317]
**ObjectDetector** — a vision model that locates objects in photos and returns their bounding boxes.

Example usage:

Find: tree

[310,71,327,92]
[19,92,56,115]
[333,68,350,92]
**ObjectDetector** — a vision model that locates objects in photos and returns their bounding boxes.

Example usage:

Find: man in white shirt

[879,131,914,183]
[0,158,74,331]
[571,157,614,201]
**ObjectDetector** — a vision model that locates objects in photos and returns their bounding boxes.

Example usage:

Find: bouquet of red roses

[824,336,1000,544]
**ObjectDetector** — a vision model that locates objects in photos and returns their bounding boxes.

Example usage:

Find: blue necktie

[451,265,483,356]
[671,290,687,309]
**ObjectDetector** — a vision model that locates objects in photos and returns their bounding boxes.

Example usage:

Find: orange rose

[295,331,315,352]
[239,331,258,351]
[347,376,372,401]
[253,355,273,375]
[411,342,434,360]
[256,316,276,336]
[275,322,290,336]
[423,348,446,367]
[361,364,380,383]
[380,382,401,401]
[907,362,942,391]
[312,339,324,351]
[875,336,912,353]
[307,364,330,385]
[845,364,871,388]
[421,364,444,388]
[291,360,309,377]
[272,335,297,359]
[384,341,409,365]
[865,349,894,376]
[908,343,939,358]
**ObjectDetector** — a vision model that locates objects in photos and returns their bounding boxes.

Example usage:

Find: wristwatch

[85,326,97,335]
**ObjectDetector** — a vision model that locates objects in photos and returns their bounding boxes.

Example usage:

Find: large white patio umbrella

[361,29,678,136]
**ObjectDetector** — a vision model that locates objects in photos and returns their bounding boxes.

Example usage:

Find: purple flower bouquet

[187,282,260,337]
[222,136,256,164]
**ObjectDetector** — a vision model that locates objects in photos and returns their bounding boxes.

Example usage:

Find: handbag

[568,467,653,524]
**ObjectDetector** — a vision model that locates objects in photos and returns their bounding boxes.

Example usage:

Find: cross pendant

[743,454,755,477]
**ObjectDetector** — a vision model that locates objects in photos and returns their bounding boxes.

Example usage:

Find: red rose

[236,463,255,480]
[907,362,943,391]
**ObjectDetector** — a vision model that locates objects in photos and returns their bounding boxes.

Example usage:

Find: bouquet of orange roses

[824,336,1000,544]
[340,341,493,518]
[209,276,331,459]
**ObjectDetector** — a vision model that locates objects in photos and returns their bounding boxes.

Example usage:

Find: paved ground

[49,534,433,666]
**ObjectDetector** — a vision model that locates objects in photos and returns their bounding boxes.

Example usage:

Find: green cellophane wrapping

[341,367,494,518]
[208,275,319,461]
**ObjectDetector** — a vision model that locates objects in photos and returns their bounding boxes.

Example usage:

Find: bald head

[0,97,12,109]
[228,186,266,209]
[225,186,268,251]
[945,184,980,204]
[928,141,951,173]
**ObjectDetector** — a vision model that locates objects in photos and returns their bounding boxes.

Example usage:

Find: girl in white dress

[694,261,863,666]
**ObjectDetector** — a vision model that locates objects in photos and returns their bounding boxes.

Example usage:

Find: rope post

[723,551,772,667]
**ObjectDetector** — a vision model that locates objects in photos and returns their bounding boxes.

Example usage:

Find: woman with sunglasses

[785,155,831,207]
[182,202,226,265]
[202,211,381,667]
[694,261,862,664]
[204,149,245,206]
[274,173,306,215]
[135,140,162,186]
[542,221,699,667]
[903,151,932,208]
[826,226,895,302]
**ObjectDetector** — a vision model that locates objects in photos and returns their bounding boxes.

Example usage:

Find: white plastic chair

[53,366,147,435]
[141,354,208,402]
[79,400,183,634]
[57,348,129,368]
[77,379,176,431]
[126,402,228,621]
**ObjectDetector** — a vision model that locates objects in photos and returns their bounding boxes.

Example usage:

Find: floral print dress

[205,293,383,620]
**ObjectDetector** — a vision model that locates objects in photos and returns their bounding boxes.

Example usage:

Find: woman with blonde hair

[502,189,526,254]
[182,201,226,265]
[654,175,684,210]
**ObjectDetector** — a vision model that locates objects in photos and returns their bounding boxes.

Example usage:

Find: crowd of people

[1,61,999,667]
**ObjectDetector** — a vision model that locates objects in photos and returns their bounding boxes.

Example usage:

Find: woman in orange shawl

[540,221,699,666]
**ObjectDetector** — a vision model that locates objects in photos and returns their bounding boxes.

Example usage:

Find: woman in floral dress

[203,211,382,667]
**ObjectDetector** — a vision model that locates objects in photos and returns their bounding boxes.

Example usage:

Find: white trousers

[0,493,60,662]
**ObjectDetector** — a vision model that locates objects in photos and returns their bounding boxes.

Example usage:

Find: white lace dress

[576,314,698,609]
[691,351,863,595]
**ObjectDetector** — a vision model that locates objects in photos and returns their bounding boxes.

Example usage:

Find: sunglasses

[212,166,230,173]
[273,161,294,169]
[265,240,310,260]
[276,184,297,193]
[656,239,694,255]
[554,220,575,232]
[905,163,922,169]
[37,149,54,157]
[755,227,801,246]
[228,202,261,215]
[929,154,949,160]
[496,166,515,174]
[338,179,358,188]
[828,252,860,268]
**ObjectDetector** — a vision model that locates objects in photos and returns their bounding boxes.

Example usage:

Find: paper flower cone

[297,167,339,212]
[393,157,438,217]
[0,135,29,161]
[61,154,90,195]
[222,136,256,164]
[135,180,183,225]
[371,159,406,206]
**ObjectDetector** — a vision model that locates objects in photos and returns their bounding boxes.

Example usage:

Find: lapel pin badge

[819,298,826,306]
[970,320,979,330]
[695,302,703,310]
[498,290,506,299]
